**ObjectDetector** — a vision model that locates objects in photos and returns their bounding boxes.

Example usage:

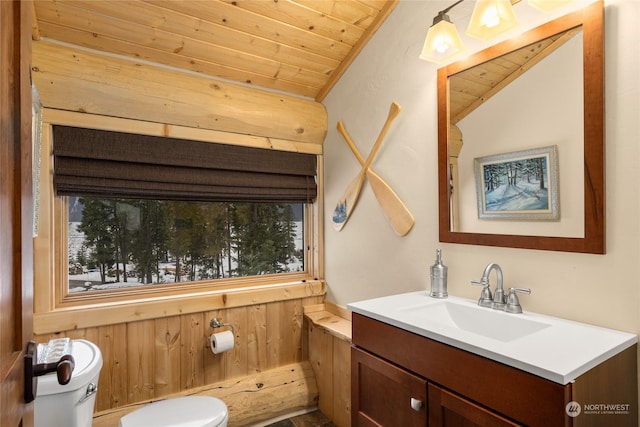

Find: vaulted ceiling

[32,0,399,101]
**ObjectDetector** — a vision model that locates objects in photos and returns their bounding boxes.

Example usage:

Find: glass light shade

[466,0,520,40]
[419,19,465,63]
[528,0,574,12]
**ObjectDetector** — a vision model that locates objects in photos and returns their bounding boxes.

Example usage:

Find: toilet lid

[119,396,228,427]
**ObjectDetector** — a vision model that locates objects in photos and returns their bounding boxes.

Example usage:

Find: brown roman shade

[52,126,317,203]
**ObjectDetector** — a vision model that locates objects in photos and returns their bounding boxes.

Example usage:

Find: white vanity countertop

[347,292,637,385]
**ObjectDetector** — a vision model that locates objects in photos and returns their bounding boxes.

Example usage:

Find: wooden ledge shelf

[304,302,352,343]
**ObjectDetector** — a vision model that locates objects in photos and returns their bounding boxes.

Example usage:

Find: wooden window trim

[34,110,325,335]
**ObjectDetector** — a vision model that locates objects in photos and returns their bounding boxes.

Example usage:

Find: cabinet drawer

[352,313,568,426]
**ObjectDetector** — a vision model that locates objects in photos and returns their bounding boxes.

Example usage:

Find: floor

[264,410,335,427]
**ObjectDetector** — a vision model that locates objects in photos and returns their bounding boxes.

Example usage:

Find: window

[47,123,319,304]
[33,113,323,335]
[68,197,305,294]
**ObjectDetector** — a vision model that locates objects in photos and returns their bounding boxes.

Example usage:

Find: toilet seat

[119,396,228,427]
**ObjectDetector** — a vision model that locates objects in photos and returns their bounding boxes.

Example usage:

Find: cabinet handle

[410,397,423,412]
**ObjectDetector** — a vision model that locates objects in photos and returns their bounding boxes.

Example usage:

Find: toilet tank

[35,339,103,427]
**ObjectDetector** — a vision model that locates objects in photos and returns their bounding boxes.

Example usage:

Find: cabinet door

[428,383,521,427]
[352,347,427,427]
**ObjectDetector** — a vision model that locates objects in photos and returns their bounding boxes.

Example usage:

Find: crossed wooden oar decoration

[332,102,415,236]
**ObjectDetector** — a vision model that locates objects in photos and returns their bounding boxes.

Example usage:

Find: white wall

[323,0,640,336]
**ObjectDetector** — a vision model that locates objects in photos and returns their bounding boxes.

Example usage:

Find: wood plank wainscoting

[35,293,326,426]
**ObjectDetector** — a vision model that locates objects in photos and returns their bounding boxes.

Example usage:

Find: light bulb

[435,36,451,53]
[482,6,500,28]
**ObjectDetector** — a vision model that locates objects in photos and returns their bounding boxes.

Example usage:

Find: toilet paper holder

[209,318,235,336]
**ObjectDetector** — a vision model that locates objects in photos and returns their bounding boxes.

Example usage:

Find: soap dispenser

[430,249,448,298]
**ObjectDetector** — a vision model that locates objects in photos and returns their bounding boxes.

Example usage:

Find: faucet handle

[505,288,531,314]
[471,279,493,308]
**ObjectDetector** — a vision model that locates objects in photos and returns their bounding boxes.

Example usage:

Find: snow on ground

[484,181,549,212]
[68,222,304,293]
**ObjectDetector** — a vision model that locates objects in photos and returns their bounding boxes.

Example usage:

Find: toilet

[119,395,229,427]
[33,336,227,427]
[34,339,103,427]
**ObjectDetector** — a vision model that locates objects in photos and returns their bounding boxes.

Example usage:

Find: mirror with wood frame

[437,0,604,254]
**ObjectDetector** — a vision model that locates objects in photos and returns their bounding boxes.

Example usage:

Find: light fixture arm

[433,0,466,25]
[441,0,466,15]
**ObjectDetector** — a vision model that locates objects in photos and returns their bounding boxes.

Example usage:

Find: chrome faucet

[471,263,505,309]
[471,263,531,313]
[488,263,506,310]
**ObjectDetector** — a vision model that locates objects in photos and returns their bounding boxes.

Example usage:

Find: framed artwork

[474,145,559,221]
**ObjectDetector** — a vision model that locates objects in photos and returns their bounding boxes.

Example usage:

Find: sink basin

[399,300,551,342]
[348,291,638,384]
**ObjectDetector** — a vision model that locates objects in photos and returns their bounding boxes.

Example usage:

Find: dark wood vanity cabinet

[351,313,637,427]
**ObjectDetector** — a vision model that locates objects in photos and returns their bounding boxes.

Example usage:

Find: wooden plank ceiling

[32,0,398,101]
[449,28,580,124]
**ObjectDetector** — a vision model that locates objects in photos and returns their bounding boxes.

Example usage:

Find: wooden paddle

[337,121,415,236]
[332,102,402,231]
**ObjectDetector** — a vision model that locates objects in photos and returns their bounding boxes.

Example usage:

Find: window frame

[34,110,325,335]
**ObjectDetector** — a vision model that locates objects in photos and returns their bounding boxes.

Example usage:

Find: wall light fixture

[419,0,466,63]
[420,0,522,64]
[466,0,520,40]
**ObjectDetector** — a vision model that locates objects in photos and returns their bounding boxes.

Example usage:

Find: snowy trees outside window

[68,197,304,293]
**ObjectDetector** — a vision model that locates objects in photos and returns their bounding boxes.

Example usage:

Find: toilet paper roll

[209,330,235,354]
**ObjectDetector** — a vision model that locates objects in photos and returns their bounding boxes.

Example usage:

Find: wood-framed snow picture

[474,145,559,221]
